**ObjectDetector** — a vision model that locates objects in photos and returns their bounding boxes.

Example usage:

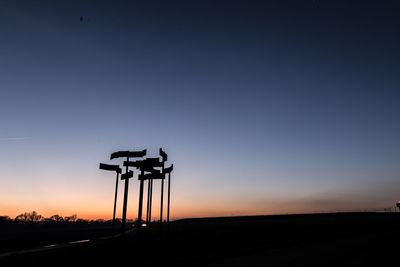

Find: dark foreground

[1,212,399,266]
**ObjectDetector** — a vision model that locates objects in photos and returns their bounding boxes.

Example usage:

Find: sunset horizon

[1,1,400,265]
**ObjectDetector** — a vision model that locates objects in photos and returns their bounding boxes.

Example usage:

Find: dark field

[1,212,399,266]
[0,220,124,253]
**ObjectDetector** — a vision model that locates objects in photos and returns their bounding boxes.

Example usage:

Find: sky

[1,0,400,220]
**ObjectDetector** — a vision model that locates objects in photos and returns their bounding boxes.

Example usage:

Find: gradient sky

[1,0,400,220]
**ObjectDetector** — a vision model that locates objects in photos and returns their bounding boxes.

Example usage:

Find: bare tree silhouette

[50,214,64,222]
[15,211,43,222]
[64,214,77,222]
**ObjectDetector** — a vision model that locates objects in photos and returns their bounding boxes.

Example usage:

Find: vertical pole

[121,157,129,235]
[167,172,171,224]
[160,163,165,231]
[146,179,151,224]
[160,179,164,230]
[149,179,153,224]
[112,172,119,237]
[137,170,145,233]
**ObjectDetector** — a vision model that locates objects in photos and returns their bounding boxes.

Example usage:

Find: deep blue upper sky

[1,0,400,218]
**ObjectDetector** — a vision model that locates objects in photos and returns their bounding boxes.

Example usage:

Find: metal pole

[137,170,145,233]
[121,157,129,235]
[149,179,153,224]
[167,172,171,224]
[160,179,164,230]
[112,172,119,237]
[146,178,151,224]
[160,163,165,231]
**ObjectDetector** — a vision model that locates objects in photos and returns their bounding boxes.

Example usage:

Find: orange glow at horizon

[2,161,399,221]
[2,196,392,221]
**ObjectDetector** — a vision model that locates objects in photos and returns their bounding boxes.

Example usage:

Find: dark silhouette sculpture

[110,150,146,235]
[100,148,173,236]
[124,157,164,233]
[99,163,122,236]
[164,164,174,224]
[121,171,133,180]
[145,159,163,227]
[146,175,153,226]
[159,149,167,230]
[123,159,146,232]
[141,158,162,232]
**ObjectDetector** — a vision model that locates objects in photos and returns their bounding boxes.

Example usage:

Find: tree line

[0,211,118,224]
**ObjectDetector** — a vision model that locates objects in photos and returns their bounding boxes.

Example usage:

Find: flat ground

[1,212,399,266]
[0,222,116,253]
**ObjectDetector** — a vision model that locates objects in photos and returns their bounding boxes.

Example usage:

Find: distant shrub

[76,218,89,224]
[0,216,11,221]
[50,214,64,222]
[15,211,43,222]
[64,214,77,222]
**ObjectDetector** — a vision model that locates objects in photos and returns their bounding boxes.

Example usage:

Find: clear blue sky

[1,0,399,219]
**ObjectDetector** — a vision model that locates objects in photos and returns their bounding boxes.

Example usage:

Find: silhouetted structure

[100,148,173,236]
[397,201,400,212]
[110,150,147,235]
[164,164,174,224]
[146,172,153,226]
[140,158,162,232]
[99,163,121,236]
[160,149,167,230]
[123,158,150,232]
